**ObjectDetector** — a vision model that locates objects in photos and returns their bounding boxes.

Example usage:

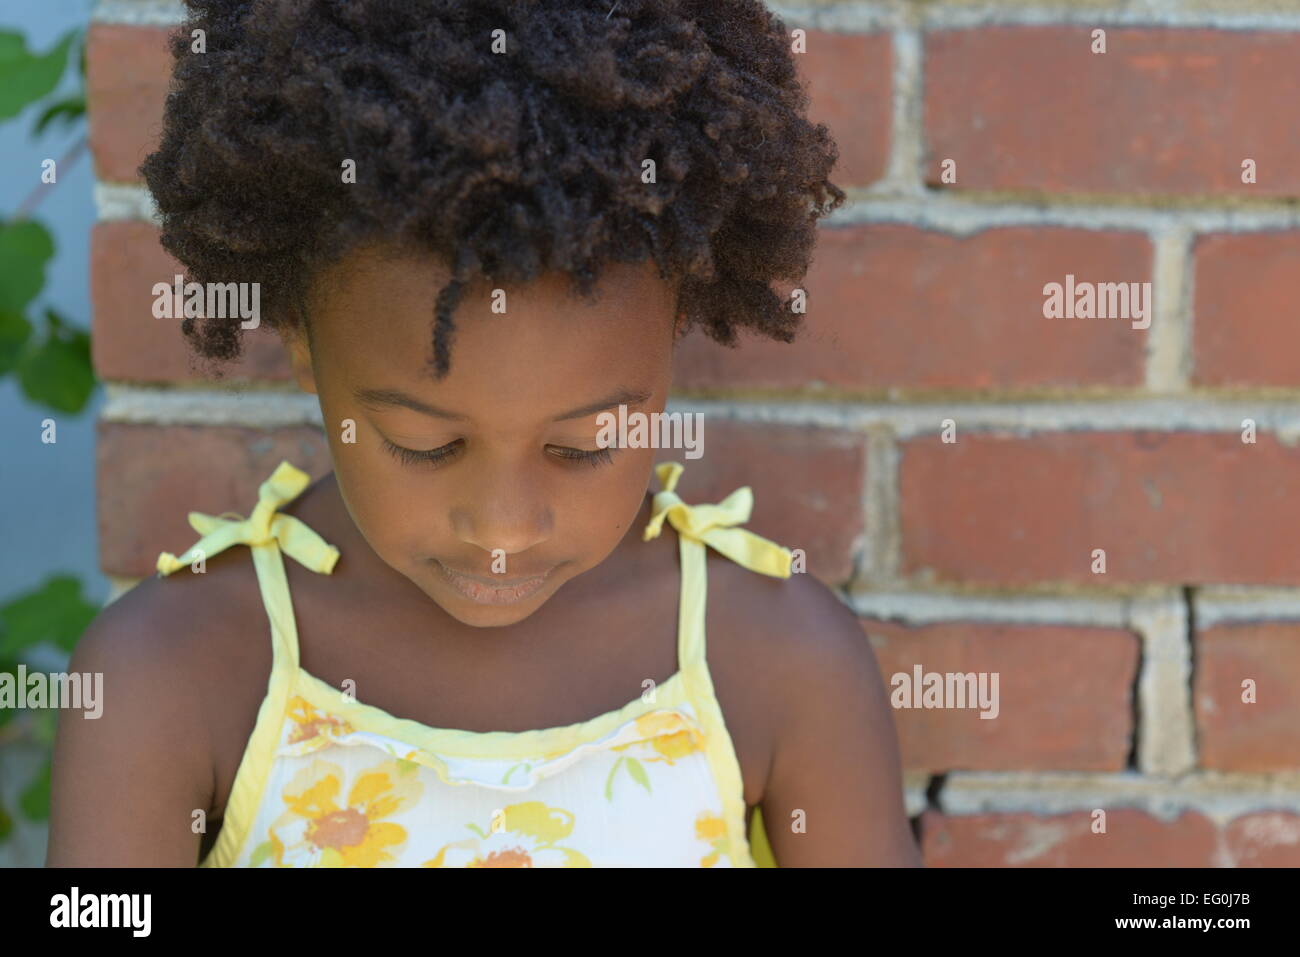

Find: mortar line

[768,1,1300,32]
[881,24,925,195]
[101,385,1300,436]
[1145,227,1194,392]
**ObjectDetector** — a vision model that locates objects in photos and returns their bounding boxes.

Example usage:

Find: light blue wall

[1,0,101,868]
[1,0,107,607]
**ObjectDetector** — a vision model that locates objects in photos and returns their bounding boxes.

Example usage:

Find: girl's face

[286,244,682,628]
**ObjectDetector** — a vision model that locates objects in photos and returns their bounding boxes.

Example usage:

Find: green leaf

[0,219,55,313]
[0,798,12,843]
[31,94,84,137]
[0,309,33,375]
[501,761,530,785]
[0,574,98,657]
[19,759,51,821]
[0,658,17,727]
[604,755,624,801]
[30,708,58,747]
[0,29,77,120]
[625,756,651,793]
[16,309,94,413]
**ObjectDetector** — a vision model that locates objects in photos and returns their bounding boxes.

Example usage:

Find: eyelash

[381,438,616,469]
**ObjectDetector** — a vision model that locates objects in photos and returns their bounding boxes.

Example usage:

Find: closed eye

[547,446,616,468]
[382,438,462,467]
[381,438,617,469]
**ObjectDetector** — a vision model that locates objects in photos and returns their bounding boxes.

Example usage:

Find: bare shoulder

[707,546,920,868]
[47,547,270,865]
[77,545,268,701]
[62,546,271,803]
[703,551,886,804]
[705,556,919,865]
[707,551,875,700]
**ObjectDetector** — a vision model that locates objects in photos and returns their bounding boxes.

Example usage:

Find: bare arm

[760,577,921,867]
[46,584,214,866]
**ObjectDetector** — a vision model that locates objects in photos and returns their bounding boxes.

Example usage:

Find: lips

[438,563,552,587]
[433,560,555,605]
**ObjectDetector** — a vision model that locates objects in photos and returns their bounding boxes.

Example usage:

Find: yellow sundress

[156,459,792,867]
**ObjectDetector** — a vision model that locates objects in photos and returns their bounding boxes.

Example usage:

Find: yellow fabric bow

[643,461,792,578]
[155,460,340,576]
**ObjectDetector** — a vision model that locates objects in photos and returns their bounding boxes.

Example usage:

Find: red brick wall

[89,1,1300,865]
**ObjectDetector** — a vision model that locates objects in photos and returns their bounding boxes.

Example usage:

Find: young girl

[47,0,917,867]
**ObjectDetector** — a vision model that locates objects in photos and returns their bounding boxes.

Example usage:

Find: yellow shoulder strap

[643,461,793,579]
[156,460,339,576]
[644,461,787,868]
[155,460,339,674]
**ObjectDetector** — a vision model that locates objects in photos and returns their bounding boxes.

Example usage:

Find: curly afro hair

[140,0,845,379]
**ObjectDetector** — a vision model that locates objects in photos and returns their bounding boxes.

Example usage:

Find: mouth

[433,560,555,605]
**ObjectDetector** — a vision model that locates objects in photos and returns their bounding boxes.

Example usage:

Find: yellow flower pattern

[603,709,708,800]
[285,696,355,750]
[250,757,422,867]
[695,812,730,867]
[423,802,593,868]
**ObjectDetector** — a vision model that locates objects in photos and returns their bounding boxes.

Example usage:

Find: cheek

[329,448,403,548]
[322,413,426,554]
[599,446,660,536]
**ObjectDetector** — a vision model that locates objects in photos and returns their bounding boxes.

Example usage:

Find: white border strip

[102,384,322,426]
[92,0,186,26]
[770,2,1300,32]
[830,194,1300,234]
[847,589,1137,627]
[100,0,1300,32]
[101,388,1300,438]
[1196,588,1300,627]
[96,181,1300,233]
[95,182,159,224]
[939,769,1300,824]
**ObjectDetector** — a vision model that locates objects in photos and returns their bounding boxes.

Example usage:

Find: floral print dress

[156,460,792,867]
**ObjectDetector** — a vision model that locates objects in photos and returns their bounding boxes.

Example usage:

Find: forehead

[307,246,678,410]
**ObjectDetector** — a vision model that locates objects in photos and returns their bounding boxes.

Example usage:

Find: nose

[450,469,552,559]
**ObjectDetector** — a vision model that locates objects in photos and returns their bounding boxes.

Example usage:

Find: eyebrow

[353,386,653,422]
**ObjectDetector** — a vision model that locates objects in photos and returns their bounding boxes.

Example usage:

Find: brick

[653,419,865,583]
[87,24,174,184]
[1192,232,1300,388]
[925,27,1300,196]
[921,808,1219,866]
[1224,812,1300,866]
[98,424,332,577]
[1195,622,1300,771]
[864,619,1138,771]
[672,225,1150,393]
[799,30,892,187]
[91,221,294,383]
[900,431,1300,586]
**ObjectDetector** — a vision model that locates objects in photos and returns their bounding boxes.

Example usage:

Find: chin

[433,588,551,629]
